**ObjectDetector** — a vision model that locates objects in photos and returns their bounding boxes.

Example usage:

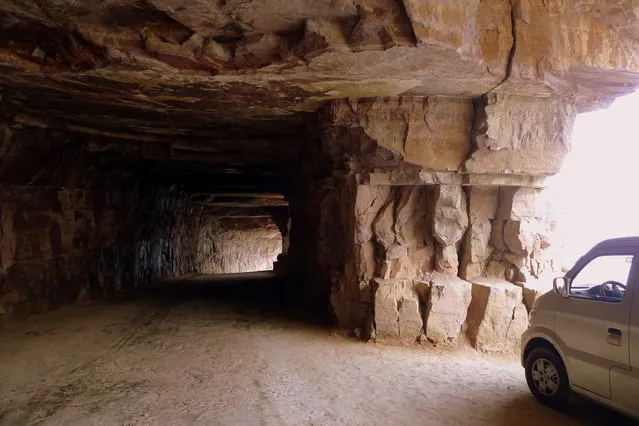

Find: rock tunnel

[0,0,638,355]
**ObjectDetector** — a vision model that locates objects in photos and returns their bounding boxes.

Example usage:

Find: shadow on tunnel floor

[123,271,333,327]
[495,390,638,426]
[565,394,638,425]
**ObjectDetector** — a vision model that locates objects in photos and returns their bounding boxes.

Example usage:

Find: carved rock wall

[288,96,560,351]
[322,97,474,171]
[196,217,282,274]
[466,94,577,175]
[2,0,636,133]
[0,119,202,322]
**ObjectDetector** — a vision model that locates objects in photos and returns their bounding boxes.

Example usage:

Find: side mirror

[553,277,569,296]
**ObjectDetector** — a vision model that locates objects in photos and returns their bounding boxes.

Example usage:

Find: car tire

[525,346,570,409]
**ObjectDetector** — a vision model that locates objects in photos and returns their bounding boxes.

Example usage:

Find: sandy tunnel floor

[0,275,635,426]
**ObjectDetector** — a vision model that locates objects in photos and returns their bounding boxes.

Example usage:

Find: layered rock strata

[0,118,202,322]
[289,96,566,351]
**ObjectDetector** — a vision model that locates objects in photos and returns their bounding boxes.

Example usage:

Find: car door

[555,249,635,399]
[610,262,639,418]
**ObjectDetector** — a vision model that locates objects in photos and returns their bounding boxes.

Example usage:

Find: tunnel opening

[547,90,639,269]
[0,0,637,359]
[197,216,283,274]
[1,0,639,422]
[192,194,289,275]
[0,114,305,323]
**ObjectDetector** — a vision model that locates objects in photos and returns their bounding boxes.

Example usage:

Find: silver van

[521,237,639,419]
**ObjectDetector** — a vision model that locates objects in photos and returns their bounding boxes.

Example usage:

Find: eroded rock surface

[424,275,472,346]
[0,120,202,321]
[432,185,468,275]
[1,0,638,354]
[466,279,528,353]
[372,278,422,345]
[197,217,282,274]
[0,0,637,138]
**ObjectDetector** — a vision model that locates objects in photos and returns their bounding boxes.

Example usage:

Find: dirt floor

[0,273,635,425]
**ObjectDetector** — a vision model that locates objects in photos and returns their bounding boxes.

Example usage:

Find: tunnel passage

[197,217,282,274]
[0,117,298,322]
[194,196,289,275]
[0,0,638,354]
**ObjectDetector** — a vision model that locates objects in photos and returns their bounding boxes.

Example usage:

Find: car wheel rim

[531,358,560,396]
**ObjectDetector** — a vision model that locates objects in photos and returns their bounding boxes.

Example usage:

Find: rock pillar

[289,94,575,350]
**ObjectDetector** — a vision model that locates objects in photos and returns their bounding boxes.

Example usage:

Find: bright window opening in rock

[548,90,639,268]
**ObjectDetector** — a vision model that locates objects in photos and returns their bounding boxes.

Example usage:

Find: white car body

[521,237,639,419]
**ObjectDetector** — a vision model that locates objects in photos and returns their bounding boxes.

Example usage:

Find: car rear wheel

[525,346,570,409]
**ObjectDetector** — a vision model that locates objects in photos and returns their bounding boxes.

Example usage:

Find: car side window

[570,255,634,301]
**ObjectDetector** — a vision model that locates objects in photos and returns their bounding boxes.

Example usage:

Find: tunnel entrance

[1,0,639,423]
[547,90,639,269]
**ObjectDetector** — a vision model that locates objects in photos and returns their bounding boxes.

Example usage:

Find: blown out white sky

[546,90,639,267]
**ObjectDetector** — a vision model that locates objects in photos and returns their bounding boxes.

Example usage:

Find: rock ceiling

[0,0,638,173]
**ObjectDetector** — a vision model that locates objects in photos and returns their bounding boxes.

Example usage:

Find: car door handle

[607,328,623,346]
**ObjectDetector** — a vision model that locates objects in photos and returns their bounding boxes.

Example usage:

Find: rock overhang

[0,0,636,138]
[1,0,638,237]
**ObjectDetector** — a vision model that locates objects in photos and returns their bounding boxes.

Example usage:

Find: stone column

[290,93,576,349]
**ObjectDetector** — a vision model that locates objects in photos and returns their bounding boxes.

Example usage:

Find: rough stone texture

[424,275,472,346]
[288,170,364,330]
[372,278,423,345]
[197,217,282,274]
[0,1,512,137]
[1,1,638,354]
[466,94,577,175]
[0,0,634,138]
[0,120,202,322]
[431,185,468,275]
[488,186,555,284]
[460,186,499,280]
[294,98,563,349]
[388,186,434,280]
[322,97,473,171]
[466,279,528,353]
[504,0,639,109]
[403,0,513,76]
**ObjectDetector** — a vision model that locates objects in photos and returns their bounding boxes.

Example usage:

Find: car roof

[592,237,639,250]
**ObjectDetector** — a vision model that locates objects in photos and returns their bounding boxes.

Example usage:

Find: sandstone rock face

[506,0,639,109]
[323,98,473,171]
[466,279,528,352]
[460,187,499,280]
[489,187,555,283]
[432,185,468,275]
[403,0,513,75]
[372,278,423,344]
[466,94,577,175]
[424,275,472,346]
[361,185,435,283]
[0,120,203,322]
[296,95,565,348]
[0,0,512,135]
[1,0,637,355]
[197,218,282,274]
[0,0,635,138]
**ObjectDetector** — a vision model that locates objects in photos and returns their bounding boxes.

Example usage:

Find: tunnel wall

[288,96,568,350]
[0,120,202,322]
[196,217,282,274]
